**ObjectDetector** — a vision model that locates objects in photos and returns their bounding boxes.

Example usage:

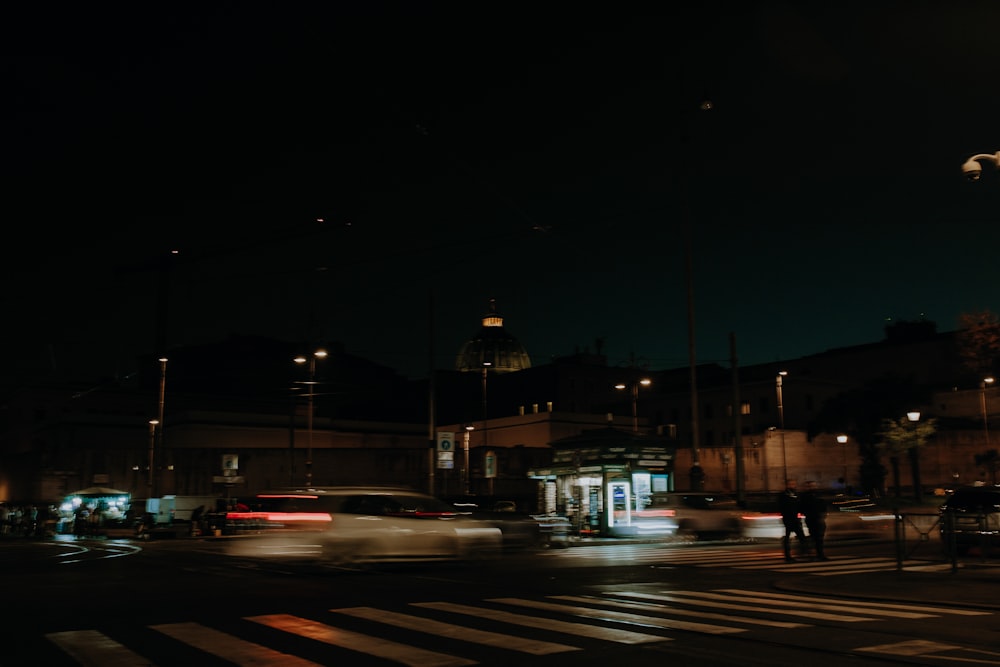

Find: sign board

[222,454,239,472]
[212,476,245,484]
[484,450,497,478]
[437,432,454,453]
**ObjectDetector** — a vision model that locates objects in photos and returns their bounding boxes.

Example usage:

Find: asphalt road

[2,535,997,666]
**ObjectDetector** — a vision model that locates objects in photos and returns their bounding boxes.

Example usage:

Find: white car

[640,492,745,541]
[224,487,502,566]
[740,494,895,541]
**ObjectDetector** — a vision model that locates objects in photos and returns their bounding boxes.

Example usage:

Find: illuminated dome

[455,299,532,373]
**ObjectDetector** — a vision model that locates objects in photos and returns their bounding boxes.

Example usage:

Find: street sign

[484,450,496,478]
[437,431,454,453]
[212,476,245,484]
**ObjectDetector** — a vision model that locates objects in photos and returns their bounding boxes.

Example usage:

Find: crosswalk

[47,588,992,666]
[547,544,957,575]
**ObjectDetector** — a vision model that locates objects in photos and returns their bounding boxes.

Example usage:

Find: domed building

[455,299,532,373]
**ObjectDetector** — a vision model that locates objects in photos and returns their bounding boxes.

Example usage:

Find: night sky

[4,3,1000,383]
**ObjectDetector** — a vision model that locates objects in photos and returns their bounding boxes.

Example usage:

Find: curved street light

[837,434,849,491]
[294,348,328,486]
[776,370,788,480]
[981,377,994,447]
[961,151,1000,181]
[615,378,651,432]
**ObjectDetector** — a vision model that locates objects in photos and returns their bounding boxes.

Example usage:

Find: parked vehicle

[940,484,1000,555]
[224,486,503,565]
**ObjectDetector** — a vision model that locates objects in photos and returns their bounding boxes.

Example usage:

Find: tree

[808,376,932,498]
[956,310,1000,378]
[877,415,937,502]
[974,449,1000,485]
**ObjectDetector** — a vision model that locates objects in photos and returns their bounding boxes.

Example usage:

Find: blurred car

[443,496,570,548]
[641,492,743,541]
[740,493,894,541]
[224,487,502,565]
[939,484,1000,555]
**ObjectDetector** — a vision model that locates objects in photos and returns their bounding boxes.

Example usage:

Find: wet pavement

[773,559,1000,611]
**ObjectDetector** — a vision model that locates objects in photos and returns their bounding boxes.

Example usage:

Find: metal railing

[893,509,998,573]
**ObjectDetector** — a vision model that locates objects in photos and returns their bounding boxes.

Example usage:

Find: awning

[65,486,130,497]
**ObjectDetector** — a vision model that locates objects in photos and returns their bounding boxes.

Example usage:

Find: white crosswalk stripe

[46,589,994,666]
[553,545,949,575]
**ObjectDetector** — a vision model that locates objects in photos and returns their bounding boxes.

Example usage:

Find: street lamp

[906,410,923,503]
[294,348,328,487]
[981,377,994,447]
[776,370,788,480]
[155,357,167,494]
[837,434,849,492]
[481,361,492,496]
[614,378,652,432]
[463,425,474,494]
[960,151,1000,181]
[147,419,159,495]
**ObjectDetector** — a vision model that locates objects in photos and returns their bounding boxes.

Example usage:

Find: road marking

[714,589,993,616]
[151,622,321,666]
[487,597,745,635]
[332,606,579,655]
[47,629,155,667]
[549,594,807,628]
[858,638,1000,663]
[248,613,476,667]
[413,601,669,644]
[699,590,933,618]
[615,591,878,621]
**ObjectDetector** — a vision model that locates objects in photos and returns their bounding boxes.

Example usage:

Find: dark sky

[4,3,1000,382]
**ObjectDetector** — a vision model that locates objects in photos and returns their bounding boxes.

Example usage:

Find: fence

[894,510,998,573]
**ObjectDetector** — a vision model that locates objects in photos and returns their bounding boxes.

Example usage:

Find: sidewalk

[774,560,1000,611]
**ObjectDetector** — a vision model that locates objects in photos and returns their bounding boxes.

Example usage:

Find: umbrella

[65,486,130,497]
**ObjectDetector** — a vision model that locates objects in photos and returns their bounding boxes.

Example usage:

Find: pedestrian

[190,505,205,537]
[800,480,829,561]
[778,478,806,562]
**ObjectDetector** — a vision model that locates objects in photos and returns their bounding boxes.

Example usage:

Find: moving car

[641,492,744,541]
[740,493,894,541]
[224,487,502,565]
[443,496,569,549]
[940,484,1000,555]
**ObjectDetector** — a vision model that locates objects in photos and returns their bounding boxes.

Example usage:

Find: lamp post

[147,419,159,495]
[907,410,922,503]
[776,370,788,481]
[463,425,473,494]
[294,348,328,487]
[614,378,652,432]
[155,357,167,494]
[981,377,994,447]
[837,434,849,492]
[481,361,492,495]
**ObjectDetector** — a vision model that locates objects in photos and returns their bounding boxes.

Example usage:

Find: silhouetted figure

[778,479,806,562]
[800,480,829,561]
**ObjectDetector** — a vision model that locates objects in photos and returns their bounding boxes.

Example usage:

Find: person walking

[800,480,829,561]
[778,479,806,562]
